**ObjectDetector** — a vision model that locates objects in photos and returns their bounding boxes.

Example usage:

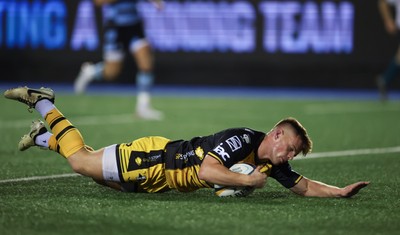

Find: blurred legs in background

[377,46,400,102]
[377,0,400,102]
[74,40,163,120]
[74,0,163,120]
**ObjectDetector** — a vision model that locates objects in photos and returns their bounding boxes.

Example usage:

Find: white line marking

[298,146,400,159]
[1,146,399,184]
[305,104,400,115]
[0,173,80,183]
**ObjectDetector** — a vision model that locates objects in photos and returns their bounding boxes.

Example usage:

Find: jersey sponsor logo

[242,134,251,144]
[214,144,230,161]
[175,150,195,163]
[135,154,162,166]
[226,136,242,152]
[135,157,142,166]
[147,154,162,162]
[136,174,146,182]
[195,147,205,160]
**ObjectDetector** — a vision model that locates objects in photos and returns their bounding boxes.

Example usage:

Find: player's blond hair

[274,117,313,156]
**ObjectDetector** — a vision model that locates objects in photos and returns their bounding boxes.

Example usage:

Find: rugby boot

[4,86,55,112]
[18,120,48,151]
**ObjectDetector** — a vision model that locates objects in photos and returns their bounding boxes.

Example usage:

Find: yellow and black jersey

[203,128,302,189]
[164,128,303,191]
[116,136,171,193]
[115,128,303,193]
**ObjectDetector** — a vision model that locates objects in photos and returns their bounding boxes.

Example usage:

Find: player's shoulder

[213,128,265,147]
[220,127,264,135]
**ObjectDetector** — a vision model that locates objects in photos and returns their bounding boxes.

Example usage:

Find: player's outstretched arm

[290,177,370,198]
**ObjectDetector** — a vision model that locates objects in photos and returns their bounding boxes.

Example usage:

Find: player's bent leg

[103,61,123,81]
[74,62,105,94]
[132,41,153,72]
[132,43,164,120]
[68,144,123,185]
[44,107,86,158]
[4,86,88,158]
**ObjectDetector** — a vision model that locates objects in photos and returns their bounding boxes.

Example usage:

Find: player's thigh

[67,148,104,180]
[132,42,153,71]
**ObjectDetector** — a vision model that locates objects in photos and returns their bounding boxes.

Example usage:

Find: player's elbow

[290,178,309,196]
[198,165,216,183]
[291,187,307,197]
[198,166,208,182]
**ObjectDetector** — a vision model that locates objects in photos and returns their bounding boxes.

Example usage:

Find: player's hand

[249,166,268,188]
[340,181,370,198]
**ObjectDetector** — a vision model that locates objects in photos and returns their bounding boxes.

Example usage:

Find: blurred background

[2,2,399,234]
[0,0,399,92]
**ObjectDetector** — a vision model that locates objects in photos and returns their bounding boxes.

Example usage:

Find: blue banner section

[0,0,396,89]
[139,0,353,54]
[0,0,353,54]
[0,0,68,49]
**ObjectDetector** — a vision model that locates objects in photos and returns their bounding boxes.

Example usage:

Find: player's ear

[274,128,284,140]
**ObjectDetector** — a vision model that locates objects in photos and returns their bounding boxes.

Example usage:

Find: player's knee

[68,159,86,175]
[103,67,121,80]
[67,152,92,175]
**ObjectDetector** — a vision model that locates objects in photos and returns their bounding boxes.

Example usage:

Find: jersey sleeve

[207,128,261,168]
[270,163,303,188]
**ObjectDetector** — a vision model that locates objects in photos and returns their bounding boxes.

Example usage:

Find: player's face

[270,129,302,165]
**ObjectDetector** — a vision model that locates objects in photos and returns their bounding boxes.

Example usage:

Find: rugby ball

[214,163,256,197]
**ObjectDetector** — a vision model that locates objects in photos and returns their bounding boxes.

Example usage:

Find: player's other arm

[290,177,370,198]
[198,155,267,188]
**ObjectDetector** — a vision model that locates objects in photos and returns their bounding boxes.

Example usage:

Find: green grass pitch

[0,91,399,235]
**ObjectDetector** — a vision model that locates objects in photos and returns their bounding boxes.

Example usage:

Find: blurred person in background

[377,0,400,101]
[74,0,164,120]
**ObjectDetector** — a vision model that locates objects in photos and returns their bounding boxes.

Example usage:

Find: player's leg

[18,120,124,189]
[74,25,124,94]
[4,86,87,157]
[4,87,139,191]
[377,44,400,101]
[74,62,105,94]
[74,60,124,94]
[103,60,123,81]
[4,87,103,180]
[132,39,164,120]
